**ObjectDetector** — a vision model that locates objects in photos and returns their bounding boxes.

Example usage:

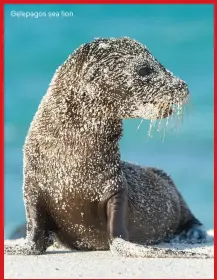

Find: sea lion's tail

[110,238,213,259]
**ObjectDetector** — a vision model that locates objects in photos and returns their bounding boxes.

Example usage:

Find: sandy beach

[4,231,214,279]
[4,250,214,279]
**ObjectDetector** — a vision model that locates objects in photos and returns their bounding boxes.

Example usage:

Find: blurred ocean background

[4,4,213,239]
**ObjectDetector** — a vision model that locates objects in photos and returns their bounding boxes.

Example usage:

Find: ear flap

[74,40,109,83]
[78,42,102,83]
[74,43,91,75]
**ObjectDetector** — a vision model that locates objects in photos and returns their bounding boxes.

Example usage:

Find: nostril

[180,81,189,92]
[183,84,190,95]
[186,87,190,95]
[181,81,188,88]
[181,83,190,101]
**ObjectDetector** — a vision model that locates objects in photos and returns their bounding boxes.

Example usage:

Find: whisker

[145,95,193,141]
[137,119,144,131]
[176,101,182,134]
[183,97,194,120]
[157,104,166,132]
[148,119,156,137]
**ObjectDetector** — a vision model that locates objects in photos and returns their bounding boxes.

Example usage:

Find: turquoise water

[4,4,214,239]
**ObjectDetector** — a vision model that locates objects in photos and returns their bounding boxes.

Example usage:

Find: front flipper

[4,240,42,255]
[106,188,128,241]
[4,196,54,255]
[110,238,212,259]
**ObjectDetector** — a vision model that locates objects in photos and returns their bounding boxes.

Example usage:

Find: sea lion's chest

[34,136,121,198]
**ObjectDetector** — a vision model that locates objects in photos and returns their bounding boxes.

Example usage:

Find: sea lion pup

[5,37,211,258]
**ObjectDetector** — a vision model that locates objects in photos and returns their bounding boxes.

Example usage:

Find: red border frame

[1,1,215,280]
[1,0,216,3]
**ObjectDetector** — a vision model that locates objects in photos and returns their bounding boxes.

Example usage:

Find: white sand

[4,249,214,279]
[4,231,214,279]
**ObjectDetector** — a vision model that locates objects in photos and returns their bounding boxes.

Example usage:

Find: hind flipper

[171,216,211,244]
[171,224,208,244]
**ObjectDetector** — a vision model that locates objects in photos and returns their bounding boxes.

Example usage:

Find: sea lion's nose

[180,80,190,95]
[185,87,190,95]
[183,84,190,96]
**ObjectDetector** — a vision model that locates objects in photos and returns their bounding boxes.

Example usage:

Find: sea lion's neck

[35,103,122,149]
[67,119,123,154]
[73,118,123,138]
[39,86,123,142]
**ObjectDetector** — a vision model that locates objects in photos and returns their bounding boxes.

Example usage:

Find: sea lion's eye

[138,66,152,77]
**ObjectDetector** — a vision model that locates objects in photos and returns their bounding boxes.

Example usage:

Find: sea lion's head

[56,37,189,121]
